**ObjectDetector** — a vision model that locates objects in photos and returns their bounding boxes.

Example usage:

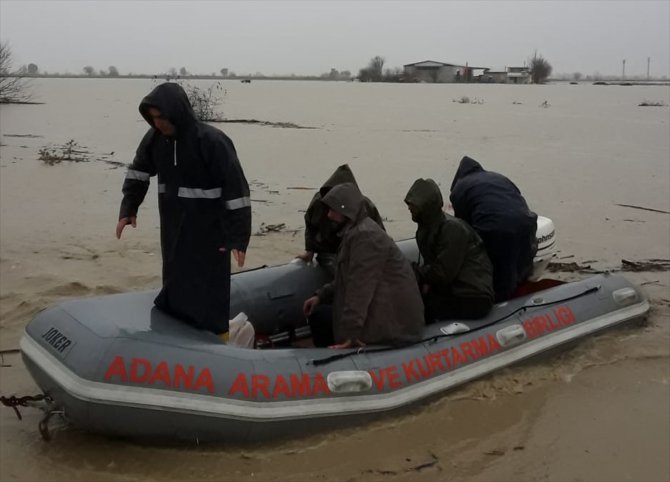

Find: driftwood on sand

[615,203,670,215]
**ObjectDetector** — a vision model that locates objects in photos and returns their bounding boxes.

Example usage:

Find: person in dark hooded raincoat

[449,156,537,302]
[405,178,494,322]
[116,83,251,339]
[303,182,424,348]
[297,164,384,275]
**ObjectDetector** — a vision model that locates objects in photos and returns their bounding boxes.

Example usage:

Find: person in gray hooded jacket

[303,182,424,348]
[116,83,251,342]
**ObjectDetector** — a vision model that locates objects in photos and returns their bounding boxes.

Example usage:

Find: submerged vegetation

[453,96,484,104]
[38,140,90,165]
[182,81,226,121]
[638,100,666,107]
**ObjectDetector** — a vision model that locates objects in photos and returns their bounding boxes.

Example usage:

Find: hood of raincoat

[319,164,358,198]
[404,178,444,223]
[139,83,198,136]
[321,182,366,224]
[450,155,484,191]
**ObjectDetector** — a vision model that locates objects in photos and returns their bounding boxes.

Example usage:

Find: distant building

[482,66,531,84]
[403,60,530,84]
[507,66,531,84]
[403,60,470,83]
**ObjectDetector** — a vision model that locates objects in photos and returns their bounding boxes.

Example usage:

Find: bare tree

[368,56,385,81]
[528,51,552,84]
[358,55,386,82]
[179,66,189,76]
[383,67,403,82]
[27,63,38,74]
[185,82,225,120]
[0,41,33,103]
[83,65,95,76]
[108,66,119,77]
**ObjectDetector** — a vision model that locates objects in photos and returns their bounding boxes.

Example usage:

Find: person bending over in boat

[449,155,537,302]
[405,178,494,322]
[303,182,424,349]
[116,82,252,345]
[296,164,384,276]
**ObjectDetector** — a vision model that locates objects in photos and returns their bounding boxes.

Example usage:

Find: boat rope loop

[1,393,62,441]
[424,285,600,344]
[310,285,600,367]
[0,394,47,421]
[311,345,410,367]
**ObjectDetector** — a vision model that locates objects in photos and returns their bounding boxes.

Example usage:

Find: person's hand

[116,216,137,239]
[296,251,314,263]
[232,249,245,268]
[329,339,366,350]
[219,247,246,267]
[303,295,320,316]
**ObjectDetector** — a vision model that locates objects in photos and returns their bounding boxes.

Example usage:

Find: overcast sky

[1,0,668,77]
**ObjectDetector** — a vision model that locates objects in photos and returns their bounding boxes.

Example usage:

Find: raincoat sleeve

[119,130,157,219]
[337,231,386,340]
[422,223,469,288]
[213,135,252,252]
[303,194,321,252]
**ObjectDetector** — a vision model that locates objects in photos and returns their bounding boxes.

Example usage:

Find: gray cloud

[1,0,668,77]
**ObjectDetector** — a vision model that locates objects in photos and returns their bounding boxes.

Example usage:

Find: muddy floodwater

[1,78,669,482]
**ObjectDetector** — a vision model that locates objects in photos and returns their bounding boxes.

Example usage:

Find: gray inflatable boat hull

[21,242,648,442]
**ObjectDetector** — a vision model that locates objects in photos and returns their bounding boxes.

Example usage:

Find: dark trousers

[308,305,335,347]
[479,227,537,302]
[424,293,493,323]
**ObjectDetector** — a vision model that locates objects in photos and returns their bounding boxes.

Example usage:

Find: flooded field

[1,78,669,481]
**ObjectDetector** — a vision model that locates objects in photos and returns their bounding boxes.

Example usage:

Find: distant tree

[220,68,228,77]
[108,66,119,77]
[329,68,339,80]
[528,51,552,84]
[358,56,385,82]
[83,65,95,76]
[383,67,403,82]
[168,67,178,77]
[99,69,107,76]
[340,70,352,79]
[0,41,33,103]
[27,63,38,74]
[179,67,188,76]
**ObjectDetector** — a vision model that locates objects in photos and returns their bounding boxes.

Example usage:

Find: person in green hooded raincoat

[405,178,494,322]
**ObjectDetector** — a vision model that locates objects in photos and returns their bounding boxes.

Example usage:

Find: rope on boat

[310,285,600,367]
[423,285,600,344]
[0,394,47,421]
[1,393,62,441]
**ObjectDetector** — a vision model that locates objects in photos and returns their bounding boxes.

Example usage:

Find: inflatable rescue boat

[20,217,649,442]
